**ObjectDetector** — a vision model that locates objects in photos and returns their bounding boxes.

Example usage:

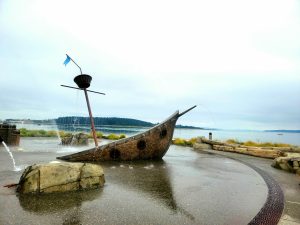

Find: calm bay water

[14,123,300,146]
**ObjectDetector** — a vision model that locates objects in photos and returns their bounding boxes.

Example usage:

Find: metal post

[83,88,98,147]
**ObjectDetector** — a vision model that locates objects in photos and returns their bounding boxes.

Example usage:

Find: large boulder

[17,162,105,194]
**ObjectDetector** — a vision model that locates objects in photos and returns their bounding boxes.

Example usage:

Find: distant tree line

[4,117,203,129]
[176,124,203,129]
[265,130,300,133]
[55,116,154,127]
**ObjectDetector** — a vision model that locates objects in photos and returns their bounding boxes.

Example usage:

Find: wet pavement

[202,149,300,225]
[0,142,269,225]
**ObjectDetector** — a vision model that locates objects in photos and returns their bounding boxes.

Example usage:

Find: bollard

[209,132,212,140]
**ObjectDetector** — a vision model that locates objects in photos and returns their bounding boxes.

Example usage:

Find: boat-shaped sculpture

[57,105,196,162]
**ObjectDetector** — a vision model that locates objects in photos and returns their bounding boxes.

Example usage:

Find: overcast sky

[0,0,299,130]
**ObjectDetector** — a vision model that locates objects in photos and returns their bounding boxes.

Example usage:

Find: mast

[73,74,99,147]
[62,54,105,148]
[83,88,98,147]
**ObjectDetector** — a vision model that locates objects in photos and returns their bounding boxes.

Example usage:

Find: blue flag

[63,55,71,66]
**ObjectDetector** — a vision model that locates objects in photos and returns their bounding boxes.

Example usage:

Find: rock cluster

[193,137,300,176]
[193,137,284,159]
[211,145,284,159]
[17,162,105,194]
[272,155,300,175]
[61,133,89,146]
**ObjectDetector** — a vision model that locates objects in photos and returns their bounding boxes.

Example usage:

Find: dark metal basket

[74,74,92,89]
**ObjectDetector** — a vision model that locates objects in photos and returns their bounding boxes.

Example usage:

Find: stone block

[234,147,248,154]
[224,146,234,151]
[279,163,290,171]
[81,163,104,178]
[193,143,212,151]
[213,145,225,151]
[246,148,281,159]
[272,147,292,151]
[271,159,280,169]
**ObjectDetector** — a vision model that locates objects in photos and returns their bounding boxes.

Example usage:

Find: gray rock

[193,143,212,150]
[61,133,89,146]
[293,161,299,168]
[279,163,291,172]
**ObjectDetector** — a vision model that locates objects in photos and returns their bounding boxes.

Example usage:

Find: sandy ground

[0,140,269,225]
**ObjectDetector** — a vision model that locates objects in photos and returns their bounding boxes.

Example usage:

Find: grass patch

[20,129,105,139]
[225,138,293,147]
[19,129,129,140]
[119,134,126,139]
[87,131,103,139]
[20,128,71,137]
[104,133,126,140]
[172,138,197,147]
[58,131,72,138]
[225,139,241,145]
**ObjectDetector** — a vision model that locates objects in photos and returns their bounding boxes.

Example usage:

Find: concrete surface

[199,148,300,225]
[0,142,270,225]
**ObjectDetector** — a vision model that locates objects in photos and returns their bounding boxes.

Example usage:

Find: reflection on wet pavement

[0,144,268,225]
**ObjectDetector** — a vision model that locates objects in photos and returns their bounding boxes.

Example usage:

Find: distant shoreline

[4,117,204,130]
[264,130,300,133]
[3,120,300,133]
[17,128,299,148]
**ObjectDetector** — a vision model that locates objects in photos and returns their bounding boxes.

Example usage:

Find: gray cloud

[1,0,299,130]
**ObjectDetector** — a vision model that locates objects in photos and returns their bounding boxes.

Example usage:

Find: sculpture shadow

[99,160,195,221]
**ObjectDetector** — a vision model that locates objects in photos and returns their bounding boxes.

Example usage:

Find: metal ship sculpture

[58,55,196,162]
[57,105,196,161]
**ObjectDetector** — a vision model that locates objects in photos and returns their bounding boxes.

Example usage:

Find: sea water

[13,123,300,146]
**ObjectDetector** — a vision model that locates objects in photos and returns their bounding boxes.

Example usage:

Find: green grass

[104,133,126,140]
[19,128,129,140]
[20,128,70,137]
[119,134,126,139]
[225,139,240,145]
[172,138,197,147]
[87,131,103,139]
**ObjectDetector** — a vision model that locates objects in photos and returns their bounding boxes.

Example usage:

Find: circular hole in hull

[110,148,120,160]
[137,140,146,150]
[160,129,167,139]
